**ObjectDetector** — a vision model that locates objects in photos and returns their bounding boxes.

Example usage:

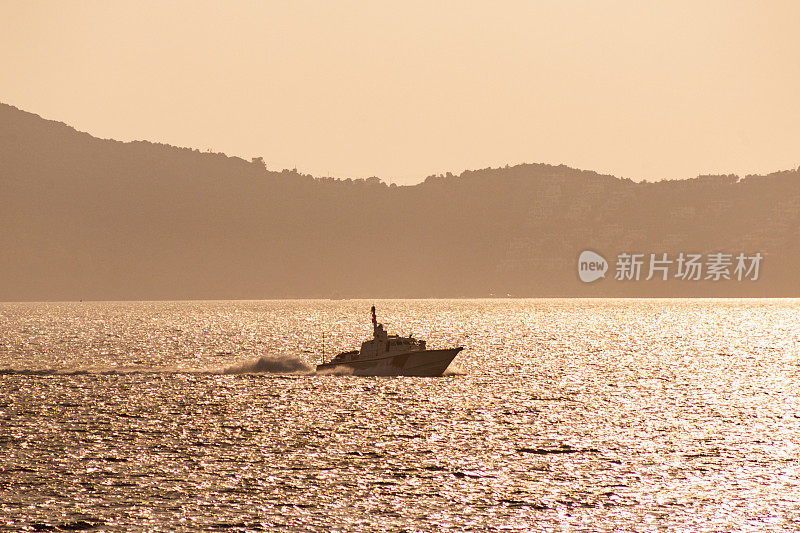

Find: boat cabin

[328,306,427,362]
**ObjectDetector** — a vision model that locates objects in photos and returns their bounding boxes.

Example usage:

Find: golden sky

[3,1,799,184]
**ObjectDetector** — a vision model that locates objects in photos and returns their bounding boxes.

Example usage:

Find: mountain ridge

[2,102,799,300]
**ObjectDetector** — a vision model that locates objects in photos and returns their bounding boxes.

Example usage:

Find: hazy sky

[3,1,799,184]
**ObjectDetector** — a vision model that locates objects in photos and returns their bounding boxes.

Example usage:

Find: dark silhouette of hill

[2,102,798,300]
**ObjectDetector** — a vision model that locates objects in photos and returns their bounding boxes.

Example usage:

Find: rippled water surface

[1,299,799,531]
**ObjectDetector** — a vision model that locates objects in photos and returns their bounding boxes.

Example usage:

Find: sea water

[1,299,799,531]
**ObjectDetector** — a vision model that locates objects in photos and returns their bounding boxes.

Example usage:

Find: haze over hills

[2,102,799,301]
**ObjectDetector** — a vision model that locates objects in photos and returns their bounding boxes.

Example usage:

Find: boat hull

[316,347,462,377]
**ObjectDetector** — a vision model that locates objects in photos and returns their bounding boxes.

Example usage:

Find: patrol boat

[316,306,462,376]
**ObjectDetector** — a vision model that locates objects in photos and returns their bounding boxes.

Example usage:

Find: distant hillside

[1,102,799,300]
